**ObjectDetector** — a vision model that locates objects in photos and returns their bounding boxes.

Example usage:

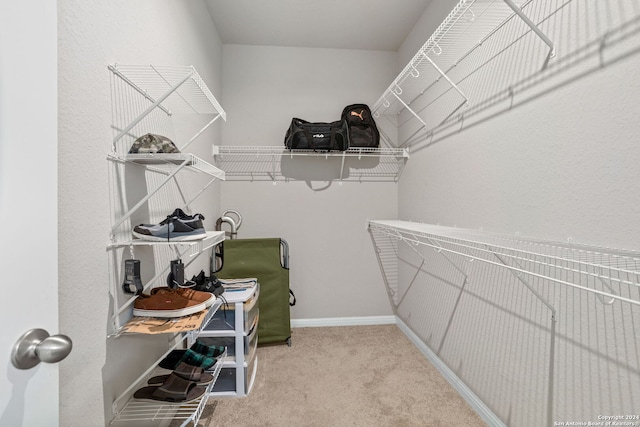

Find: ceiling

[204,0,433,51]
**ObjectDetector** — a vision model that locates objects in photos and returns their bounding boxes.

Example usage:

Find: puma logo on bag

[350,110,365,120]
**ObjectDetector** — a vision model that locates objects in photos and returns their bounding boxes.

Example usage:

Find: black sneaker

[190,270,225,297]
[133,209,206,241]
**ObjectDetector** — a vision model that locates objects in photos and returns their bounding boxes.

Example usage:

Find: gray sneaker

[133,209,206,241]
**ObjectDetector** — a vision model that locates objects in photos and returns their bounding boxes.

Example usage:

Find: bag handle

[286,118,310,150]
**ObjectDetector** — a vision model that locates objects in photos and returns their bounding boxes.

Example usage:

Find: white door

[0,1,63,426]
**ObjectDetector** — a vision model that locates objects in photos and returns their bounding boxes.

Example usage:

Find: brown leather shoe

[133,290,207,318]
[151,287,216,308]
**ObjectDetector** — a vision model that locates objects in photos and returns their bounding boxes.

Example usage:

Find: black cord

[217,294,230,322]
[166,214,172,242]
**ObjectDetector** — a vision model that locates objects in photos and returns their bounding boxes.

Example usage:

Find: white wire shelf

[372,0,557,146]
[108,231,225,259]
[109,64,226,118]
[110,152,225,180]
[116,297,225,338]
[108,233,225,334]
[369,220,640,425]
[213,145,408,157]
[107,63,229,427]
[111,348,227,426]
[109,64,226,155]
[212,145,409,182]
[372,0,640,147]
[369,220,640,306]
[107,153,225,237]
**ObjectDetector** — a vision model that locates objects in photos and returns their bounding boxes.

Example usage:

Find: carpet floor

[195,324,486,427]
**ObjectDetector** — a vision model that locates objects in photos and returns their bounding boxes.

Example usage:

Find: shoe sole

[133,302,207,318]
[132,230,206,241]
[201,293,216,308]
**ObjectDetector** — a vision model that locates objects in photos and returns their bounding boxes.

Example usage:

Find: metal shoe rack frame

[106,64,227,426]
[109,350,226,426]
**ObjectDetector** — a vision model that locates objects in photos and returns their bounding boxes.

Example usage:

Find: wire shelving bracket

[109,64,226,153]
[372,0,560,147]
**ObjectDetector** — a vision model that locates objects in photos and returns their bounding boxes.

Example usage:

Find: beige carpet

[196,324,485,427]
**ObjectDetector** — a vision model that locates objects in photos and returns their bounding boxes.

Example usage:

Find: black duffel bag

[341,104,380,148]
[284,118,349,151]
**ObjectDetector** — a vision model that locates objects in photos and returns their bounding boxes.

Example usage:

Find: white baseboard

[395,317,506,427]
[291,315,396,328]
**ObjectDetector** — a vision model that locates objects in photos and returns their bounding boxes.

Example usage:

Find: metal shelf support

[110,66,194,149]
[503,0,556,61]
[179,113,223,152]
[423,52,469,106]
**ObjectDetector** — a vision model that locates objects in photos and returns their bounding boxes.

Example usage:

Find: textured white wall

[219,45,398,319]
[58,1,223,425]
[392,1,640,425]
